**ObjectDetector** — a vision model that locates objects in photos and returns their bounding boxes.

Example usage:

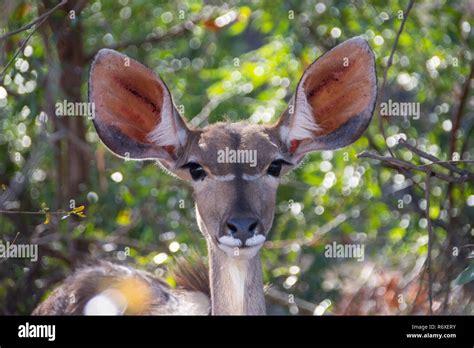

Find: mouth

[216,234,266,249]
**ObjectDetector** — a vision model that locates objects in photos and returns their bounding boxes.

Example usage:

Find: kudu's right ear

[274,37,377,161]
[89,49,189,166]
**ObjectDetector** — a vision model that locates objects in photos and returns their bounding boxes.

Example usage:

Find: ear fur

[89,49,189,163]
[275,37,377,157]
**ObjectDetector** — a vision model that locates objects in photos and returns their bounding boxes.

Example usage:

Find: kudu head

[89,37,377,262]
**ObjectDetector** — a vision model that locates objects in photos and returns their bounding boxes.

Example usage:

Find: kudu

[33,37,377,315]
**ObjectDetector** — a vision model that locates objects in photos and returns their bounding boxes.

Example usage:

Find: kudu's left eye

[184,162,207,181]
[267,160,284,177]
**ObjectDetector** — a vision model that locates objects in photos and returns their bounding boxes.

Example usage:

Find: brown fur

[170,256,210,297]
[90,50,163,144]
[33,262,169,315]
[33,261,210,315]
[304,39,375,135]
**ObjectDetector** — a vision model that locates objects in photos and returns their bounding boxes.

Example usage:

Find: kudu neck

[207,244,265,315]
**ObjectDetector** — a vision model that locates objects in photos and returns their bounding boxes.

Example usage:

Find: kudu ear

[89,49,189,166]
[275,37,377,159]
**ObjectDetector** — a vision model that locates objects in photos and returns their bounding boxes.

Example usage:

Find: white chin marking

[245,234,266,247]
[217,243,263,259]
[217,235,266,259]
[218,235,242,247]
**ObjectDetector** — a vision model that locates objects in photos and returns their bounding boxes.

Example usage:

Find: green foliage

[455,264,474,286]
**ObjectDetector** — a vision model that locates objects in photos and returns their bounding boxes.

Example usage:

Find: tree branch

[0,1,69,83]
[377,0,416,156]
[425,169,434,315]
[357,151,474,183]
[448,61,474,158]
[264,212,349,249]
[190,93,232,127]
[265,287,316,315]
[0,26,38,83]
[84,7,229,63]
[397,138,469,175]
[0,0,68,41]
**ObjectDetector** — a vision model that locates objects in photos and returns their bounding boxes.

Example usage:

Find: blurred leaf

[454,264,474,286]
[116,209,132,226]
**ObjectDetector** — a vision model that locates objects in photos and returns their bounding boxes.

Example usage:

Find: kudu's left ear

[89,49,190,166]
[274,37,377,159]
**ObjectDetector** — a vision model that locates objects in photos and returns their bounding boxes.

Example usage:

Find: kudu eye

[185,162,207,181]
[267,160,284,177]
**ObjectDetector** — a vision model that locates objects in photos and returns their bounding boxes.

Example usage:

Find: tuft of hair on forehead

[199,122,276,148]
[191,122,281,176]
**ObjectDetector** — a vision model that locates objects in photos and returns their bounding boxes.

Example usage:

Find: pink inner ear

[91,52,165,145]
[303,40,374,137]
[289,139,301,154]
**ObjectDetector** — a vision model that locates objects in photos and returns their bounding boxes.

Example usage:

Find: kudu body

[34,37,377,315]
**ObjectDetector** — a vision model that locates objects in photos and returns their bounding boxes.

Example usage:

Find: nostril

[222,218,261,247]
[226,223,238,234]
[226,217,259,236]
[249,221,258,232]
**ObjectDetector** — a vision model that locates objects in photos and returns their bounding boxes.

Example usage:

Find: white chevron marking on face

[213,174,236,181]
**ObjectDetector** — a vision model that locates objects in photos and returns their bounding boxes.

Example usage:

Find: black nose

[226,217,259,245]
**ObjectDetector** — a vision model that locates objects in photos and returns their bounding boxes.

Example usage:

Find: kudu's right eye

[184,162,207,181]
[267,159,291,177]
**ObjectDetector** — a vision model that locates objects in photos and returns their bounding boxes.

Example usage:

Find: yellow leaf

[116,209,132,226]
[71,205,85,213]
[239,6,251,18]
[166,276,176,288]
[67,205,86,218]
[429,206,439,219]
[43,213,51,225]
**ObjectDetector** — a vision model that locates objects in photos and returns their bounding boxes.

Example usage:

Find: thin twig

[460,120,474,158]
[357,151,474,183]
[425,169,434,315]
[0,26,37,83]
[418,160,474,168]
[441,58,474,314]
[264,212,349,249]
[190,93,232,127]
[411,257,427,312]
[377,0,416,156]
[0,0,68,41]
[342,264,376,314]
[406,184,449,231]
[0,210,67,215]
[0,232,20,264]
[265,287,316,315]
[448,61,474,158]
[397,139,469,175]
[0,128,66,211]
[0,1,66,84]
[84,7,230,63]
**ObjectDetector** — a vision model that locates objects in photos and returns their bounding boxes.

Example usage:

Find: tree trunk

[43,0,89,207]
